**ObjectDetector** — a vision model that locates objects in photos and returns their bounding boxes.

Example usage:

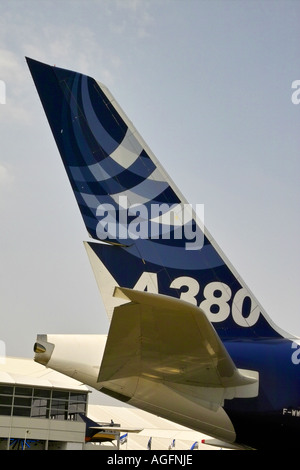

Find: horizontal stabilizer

[90,426,142,433]
[99,288,258,390]
[200,438,243,450]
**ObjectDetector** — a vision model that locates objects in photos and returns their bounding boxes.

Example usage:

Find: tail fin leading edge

[27,57,286,340]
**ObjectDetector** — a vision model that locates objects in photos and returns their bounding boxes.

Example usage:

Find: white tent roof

[0,357,89,392]
[87,404,219,451]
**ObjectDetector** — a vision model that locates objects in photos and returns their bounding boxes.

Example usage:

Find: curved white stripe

[110,168,168,206]
[110,129,143,169]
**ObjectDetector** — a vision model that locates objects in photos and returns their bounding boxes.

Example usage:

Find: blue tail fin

[27,57,287,340]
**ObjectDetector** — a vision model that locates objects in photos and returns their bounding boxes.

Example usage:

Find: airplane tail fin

[27,57,289,341]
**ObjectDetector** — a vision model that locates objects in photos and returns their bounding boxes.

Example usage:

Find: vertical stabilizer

[27,57,289,340]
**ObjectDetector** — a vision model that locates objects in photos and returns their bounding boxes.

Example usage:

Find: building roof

[0,357,89,392]
[0,357,222,450]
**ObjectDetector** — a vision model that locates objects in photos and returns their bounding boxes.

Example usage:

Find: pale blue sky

[0,0,299,363]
